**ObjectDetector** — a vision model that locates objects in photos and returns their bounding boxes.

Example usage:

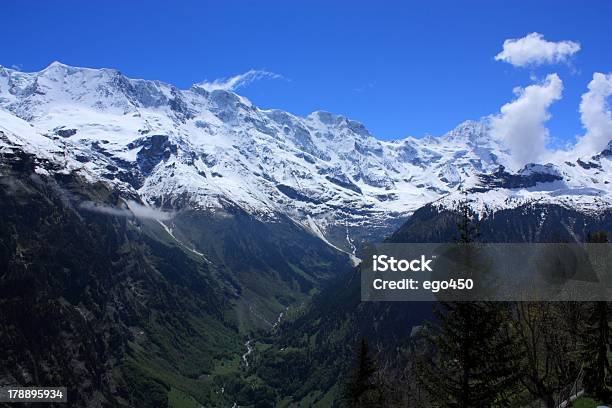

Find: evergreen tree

[417,194,522,407]
[419,302,521,407]
[456,190,479,245]
[343,338,380,407]
[582,231,611,399]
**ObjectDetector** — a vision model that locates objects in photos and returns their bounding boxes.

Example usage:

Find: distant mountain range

[2,62,610,255]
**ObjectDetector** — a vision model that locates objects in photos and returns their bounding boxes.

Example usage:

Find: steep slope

[255,196,612,407]
[0,149,241,407]
[0,146,351,407]
[0,62,514,251]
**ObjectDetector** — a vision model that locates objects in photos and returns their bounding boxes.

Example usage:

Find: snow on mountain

[0,62,610,246]
[434,149,612,217]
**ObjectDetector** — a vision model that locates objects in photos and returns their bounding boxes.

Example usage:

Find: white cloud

[80,200,173,220]
[495,33,580,67]
[574,72,612,156]
[196,69,282,92]
[490,73,563,168]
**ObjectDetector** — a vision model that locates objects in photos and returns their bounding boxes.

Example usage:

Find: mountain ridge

[1,62,610,251]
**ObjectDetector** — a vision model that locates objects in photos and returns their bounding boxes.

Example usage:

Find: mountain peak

[40,61,82,77]
[443,120,489,142]
[307,110,371,137]
[46,60,68,69]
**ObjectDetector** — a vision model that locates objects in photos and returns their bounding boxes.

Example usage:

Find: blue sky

[3,1,611,144]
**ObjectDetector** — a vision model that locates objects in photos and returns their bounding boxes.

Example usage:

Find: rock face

[2,62,609,252]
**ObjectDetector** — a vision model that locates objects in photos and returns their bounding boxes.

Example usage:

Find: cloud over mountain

[196,69,282,91]
[490,73,563,168]
[575,72,612,156]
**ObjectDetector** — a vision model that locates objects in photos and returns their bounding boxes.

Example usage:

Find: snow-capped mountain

[433,141,612,218]
[0,62,610,248]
